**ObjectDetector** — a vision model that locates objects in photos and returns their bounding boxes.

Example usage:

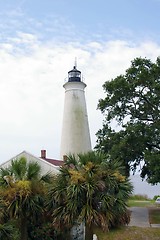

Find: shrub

[109,209,131,228]
[153,195,160,201]
[129,194,149,200]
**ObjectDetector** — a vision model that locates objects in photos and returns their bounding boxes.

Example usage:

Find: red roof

[41,158,63,167]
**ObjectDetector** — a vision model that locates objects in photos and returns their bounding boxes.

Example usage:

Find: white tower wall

[60,80,92,159]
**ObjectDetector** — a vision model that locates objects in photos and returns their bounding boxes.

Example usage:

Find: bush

[0,223,15,240]
[29,223,70,240]
[109,209,131,228]
[129,194,149,200]
[153,195,160,201]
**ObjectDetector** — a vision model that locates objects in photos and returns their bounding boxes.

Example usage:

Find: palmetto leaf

[49,151,133,233]
[0,157,52,240]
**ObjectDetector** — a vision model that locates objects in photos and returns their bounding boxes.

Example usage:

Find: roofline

[0,150,60,169]
[0,150,27,167]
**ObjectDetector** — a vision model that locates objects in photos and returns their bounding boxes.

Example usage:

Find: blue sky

[0,0,160,162]
[1,0,160,43]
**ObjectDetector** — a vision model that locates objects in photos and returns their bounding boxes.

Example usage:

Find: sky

[1,0,160,163]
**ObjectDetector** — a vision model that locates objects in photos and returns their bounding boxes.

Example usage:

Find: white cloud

[9,32,38,44]
[1,32,160,163]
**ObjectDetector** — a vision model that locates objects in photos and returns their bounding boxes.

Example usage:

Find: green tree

[49,151,133,240]
[0,223,14,240]
[96,57,160,183]
[0,157,51,240]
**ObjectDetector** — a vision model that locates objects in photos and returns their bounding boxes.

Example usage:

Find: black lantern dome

[68,65,81,82]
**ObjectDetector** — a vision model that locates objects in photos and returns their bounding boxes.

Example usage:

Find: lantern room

[68,66,81,82]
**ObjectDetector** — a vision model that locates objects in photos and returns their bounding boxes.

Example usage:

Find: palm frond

[27,161,41,180]
[10,157,27,180]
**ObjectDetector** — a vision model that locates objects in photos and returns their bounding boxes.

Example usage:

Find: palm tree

[48,151,133,240]
[0,157,52,240]
[0,223,14,240]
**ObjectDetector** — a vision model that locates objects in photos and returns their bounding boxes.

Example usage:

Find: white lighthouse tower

[60,64,92,159]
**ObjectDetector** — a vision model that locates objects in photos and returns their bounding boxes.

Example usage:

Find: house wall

[0,151,59,175]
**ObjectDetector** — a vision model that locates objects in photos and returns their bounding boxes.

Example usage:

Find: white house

[0,150,63,175]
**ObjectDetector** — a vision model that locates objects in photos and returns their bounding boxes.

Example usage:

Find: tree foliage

[49,152,133,240]
[96,57,160,184]
[0,223,15,240]
[0,157,52,240]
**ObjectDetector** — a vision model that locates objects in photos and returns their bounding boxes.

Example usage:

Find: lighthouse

[60,64,92,159]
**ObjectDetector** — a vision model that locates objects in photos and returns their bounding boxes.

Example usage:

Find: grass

[94,226,160,240]
[127,194,155,207]
[127,195,160,224]
[93,196,160,239]
[92,196,160,239]
[129,194,150,201]
[149,207,160,224]
[127,200,154,207]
